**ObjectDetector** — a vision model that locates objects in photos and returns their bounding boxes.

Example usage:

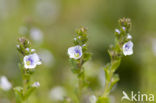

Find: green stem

[102,68,113,97]
[77,62,85,102]
[22,69,31,102]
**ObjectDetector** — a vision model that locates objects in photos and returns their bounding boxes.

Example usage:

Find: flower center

[74,53,80,57]
[26,57,34,66]
[125,44,130,50]
[74,49,81,57]
[26,61,31,66]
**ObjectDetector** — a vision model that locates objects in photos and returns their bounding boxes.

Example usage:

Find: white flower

[68,45,82,59]
[39,49,54,67]
[127,34,132,39]
[115,29,120,34]
[89,95,97,103]
[32,82,40,88]
[49,86,66,101]
[123,41,134,56]
[0,76,12,91]
[30,28,43,43]
[24,53,42,69]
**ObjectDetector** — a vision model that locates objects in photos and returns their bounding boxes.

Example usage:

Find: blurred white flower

[39,49,54,67]
[30,28,43,44]
[152,39,156,56]
[0,76,12,91]
[49,86,66,101]
[68,45,82,59]
[123,41,134,56]
[24,53,42,69]
[89,95,97,103]
[115,29,120,34]
[32,82,40,88]
[35,0,60,24]
[127,34,132,39]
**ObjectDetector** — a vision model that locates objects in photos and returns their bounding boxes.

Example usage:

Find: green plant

[14,37,42,103]
[97,17,134,103]
[67,27,91,102]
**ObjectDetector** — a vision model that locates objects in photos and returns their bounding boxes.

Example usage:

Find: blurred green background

[0,0,156,103]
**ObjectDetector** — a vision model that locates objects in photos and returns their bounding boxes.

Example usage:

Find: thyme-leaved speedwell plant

[67,27,91,102]
[97,17,134,103]
[14,37,41,103]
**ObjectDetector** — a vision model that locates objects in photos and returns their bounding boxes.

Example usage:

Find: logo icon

[122,91,131,101]
[121,91,154,102]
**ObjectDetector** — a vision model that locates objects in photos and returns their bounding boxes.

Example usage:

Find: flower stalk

[67,27,91,102]
[97,17,134,103]
[14,37,41,103]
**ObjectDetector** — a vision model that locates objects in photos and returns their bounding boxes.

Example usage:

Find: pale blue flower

[25,48,30,52]
[83,44,86,47]
[123,41,133,56]
[115,29,120,34]
[32,82,40,88]
[122,27,126,31]
[24,53,42,69]
[31,49,36,52]
[68,45,82,59]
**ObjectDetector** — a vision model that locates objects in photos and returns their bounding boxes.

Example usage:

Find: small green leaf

[111,59,121,71]
[104,64,111,80]
[109,74,119,91]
